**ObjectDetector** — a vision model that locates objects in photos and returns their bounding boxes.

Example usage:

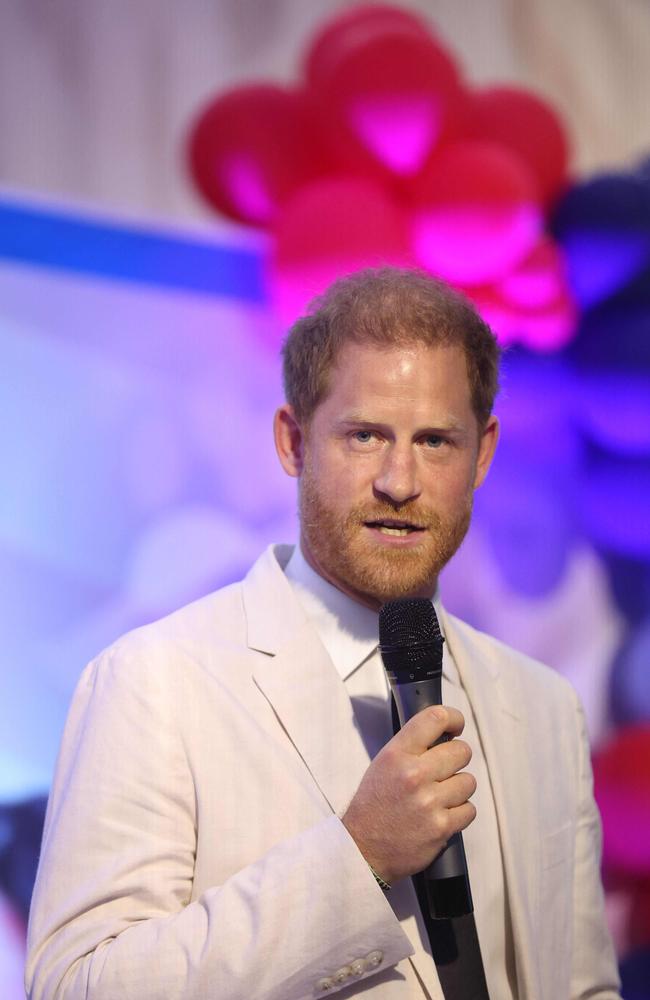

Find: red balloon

[270,177,412,324]
[461,86,570,205]
[410,140,542,285]
[187,84,331,226]
[593,725,650,876]
[305,5,433,89]
[309,27,464,181]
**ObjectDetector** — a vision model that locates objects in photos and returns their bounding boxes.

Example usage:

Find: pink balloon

[304,4,433,89]
[462,86,570,205]
[410,141,542,285]
[187,84,331,226]
[516,297,577,351]
[308,27,464,181]
[498,238,568,309]
[467,280,576,351]
[270,177,412,324]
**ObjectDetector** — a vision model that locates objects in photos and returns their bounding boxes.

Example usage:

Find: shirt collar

[284,545,450,683]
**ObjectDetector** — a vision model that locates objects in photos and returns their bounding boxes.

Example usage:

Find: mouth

[364,519,425,537]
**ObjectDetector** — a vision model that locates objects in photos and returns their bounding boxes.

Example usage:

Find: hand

[342,706,476,886]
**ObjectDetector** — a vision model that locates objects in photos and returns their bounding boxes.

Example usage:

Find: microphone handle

[392,675,474,920]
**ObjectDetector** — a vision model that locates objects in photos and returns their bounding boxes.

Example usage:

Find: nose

[373,443,421,505]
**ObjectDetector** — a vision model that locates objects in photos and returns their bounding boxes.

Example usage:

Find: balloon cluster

[188,4,574,345]
[552,161,650,966]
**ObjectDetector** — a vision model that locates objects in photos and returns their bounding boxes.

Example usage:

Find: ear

[273,404,305,478]
[473,414,499,490]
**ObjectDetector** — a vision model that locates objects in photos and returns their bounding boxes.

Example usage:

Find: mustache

[345,503,441,529]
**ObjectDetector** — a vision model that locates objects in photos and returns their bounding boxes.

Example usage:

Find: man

[26,268,620,999]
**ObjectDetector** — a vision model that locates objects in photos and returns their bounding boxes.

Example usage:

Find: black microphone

[379,597,474,920]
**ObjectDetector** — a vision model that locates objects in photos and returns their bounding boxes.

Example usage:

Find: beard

[299,466,473,606]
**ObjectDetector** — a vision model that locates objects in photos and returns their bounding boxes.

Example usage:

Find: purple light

[580,463,650,557]
[476,458,574,597]
[576,375,650,454]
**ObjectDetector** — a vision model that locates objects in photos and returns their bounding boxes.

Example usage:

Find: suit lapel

[442,610,541,1000]
[252,622,373,815]
[243,546,372,816]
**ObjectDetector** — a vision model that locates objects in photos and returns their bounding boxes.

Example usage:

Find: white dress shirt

[285,546,517,999]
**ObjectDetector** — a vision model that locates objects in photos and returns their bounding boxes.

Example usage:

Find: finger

[436,770,477,809]
[395,706,465,755]
[430,800,477,849]
[439,801,477,843]
[422,737,473,781]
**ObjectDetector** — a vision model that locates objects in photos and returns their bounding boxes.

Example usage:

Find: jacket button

[365,950,384,968]
[350,959,366,976]
[334,965,352,983]
[315,976,335,992]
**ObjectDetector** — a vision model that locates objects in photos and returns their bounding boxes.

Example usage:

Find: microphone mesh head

[379,598,442,649]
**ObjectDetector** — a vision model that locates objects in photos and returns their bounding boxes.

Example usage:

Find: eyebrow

[336,414,469,435]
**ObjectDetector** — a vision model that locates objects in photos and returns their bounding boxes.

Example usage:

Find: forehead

[318,339,473,416]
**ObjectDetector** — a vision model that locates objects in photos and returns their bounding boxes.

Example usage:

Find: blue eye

[353,430,373,443]
[424,435,443,448]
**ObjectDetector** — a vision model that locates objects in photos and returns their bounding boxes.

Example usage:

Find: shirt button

[334,966,352,983]
[365,950,384,968]
[350,959,367,976]
[315,976,335,992]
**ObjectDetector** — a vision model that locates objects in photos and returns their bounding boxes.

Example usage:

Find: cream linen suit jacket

[26,545,620,1000]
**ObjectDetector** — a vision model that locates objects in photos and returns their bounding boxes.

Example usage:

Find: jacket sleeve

[25,648,414,1000]
[569,696,621,1000]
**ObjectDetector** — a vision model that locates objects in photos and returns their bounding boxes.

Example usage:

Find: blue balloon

[619,947,650,1000]
[0,796,47,922]
[570,302,650,370]
[554,173,650,231]
[599,552,650,627]
[610,618,650,725]
[553,175,650,308]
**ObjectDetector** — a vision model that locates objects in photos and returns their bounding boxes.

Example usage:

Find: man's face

[275,340,498,609]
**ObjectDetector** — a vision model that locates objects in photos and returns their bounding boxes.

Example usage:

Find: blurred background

[2,1,650,995]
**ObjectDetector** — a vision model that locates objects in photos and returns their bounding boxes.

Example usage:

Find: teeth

[378,526,411,536]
